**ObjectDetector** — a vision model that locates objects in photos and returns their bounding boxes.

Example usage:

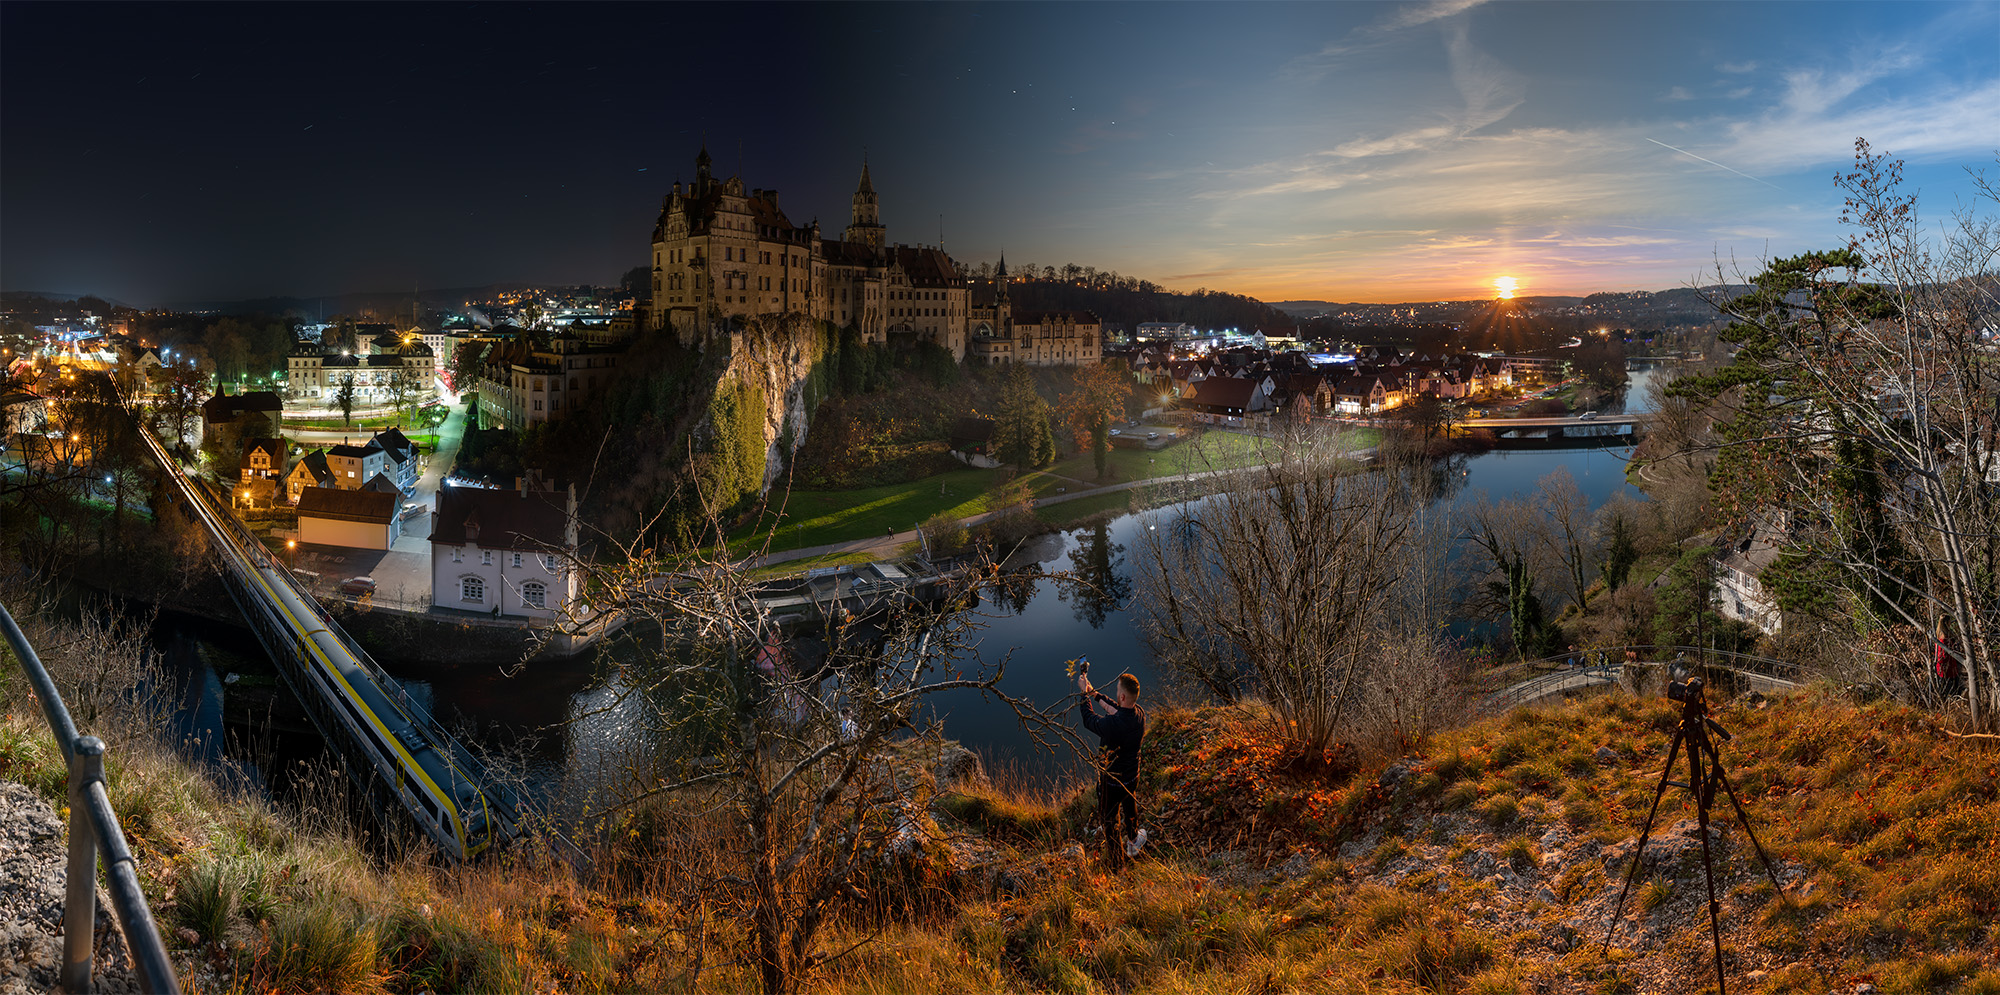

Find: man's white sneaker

[1125,827,1149,858]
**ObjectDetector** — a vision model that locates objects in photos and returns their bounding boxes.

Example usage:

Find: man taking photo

[1076,659,1147,868]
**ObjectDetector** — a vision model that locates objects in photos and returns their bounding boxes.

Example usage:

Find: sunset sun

[1494,276,1518,300]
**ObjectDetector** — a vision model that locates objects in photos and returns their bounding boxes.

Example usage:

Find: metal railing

[1478,644,1804,712]
[0,599,180,995]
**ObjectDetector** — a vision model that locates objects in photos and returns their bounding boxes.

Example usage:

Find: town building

[1717,523,1783,633]
[964,260,1102,367]
[429,480,579,621]
[326,442,387,490]
[201,389,283,438]
[286,449,335,504]
[287,336,434,401]
[297,487,402,550]
[237,437,288,508]
[468,333,624,430]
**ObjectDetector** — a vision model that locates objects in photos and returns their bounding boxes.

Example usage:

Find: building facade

[646,151,1081,364]
[429,481,580,621]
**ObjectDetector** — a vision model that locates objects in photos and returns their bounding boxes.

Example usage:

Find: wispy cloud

[1662,86,1692,102]
[1717,60,1758,74]
[1283,0,1490,80]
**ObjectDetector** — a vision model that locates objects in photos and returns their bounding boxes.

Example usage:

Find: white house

[1716,524,1783,633]
[297,487,401,550]
[429,480,579,620]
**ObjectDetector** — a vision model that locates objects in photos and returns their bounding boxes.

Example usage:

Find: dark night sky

[5,1,1995,306]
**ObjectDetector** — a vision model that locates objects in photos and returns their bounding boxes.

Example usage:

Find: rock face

[711,313,835,496]
[0,781,139,995]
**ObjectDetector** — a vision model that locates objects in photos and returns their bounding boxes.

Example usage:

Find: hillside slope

[1,681,1993,993]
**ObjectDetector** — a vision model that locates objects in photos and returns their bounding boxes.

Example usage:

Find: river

[156,369,1662,798]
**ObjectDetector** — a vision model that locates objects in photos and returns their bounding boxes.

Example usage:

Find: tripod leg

[1709,757,1784,890]
[1601,725,1687,955]
[1694,738,1728,995]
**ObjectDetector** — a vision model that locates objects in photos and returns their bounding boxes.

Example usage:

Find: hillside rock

[0,781,139,994]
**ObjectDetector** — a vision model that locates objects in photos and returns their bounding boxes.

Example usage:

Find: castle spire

[844,156,885,249]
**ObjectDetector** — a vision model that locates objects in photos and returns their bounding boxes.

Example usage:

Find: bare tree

[1133,420,1416,754]
[1668,141,1999,723]
[1532,465,1597,612]
[549,485,1079,995]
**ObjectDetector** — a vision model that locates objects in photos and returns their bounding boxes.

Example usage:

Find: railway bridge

[135,421,521,860]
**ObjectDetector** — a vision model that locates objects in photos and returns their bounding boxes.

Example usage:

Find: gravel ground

[0,781,139,995]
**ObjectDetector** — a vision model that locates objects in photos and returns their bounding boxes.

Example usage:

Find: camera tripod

[1602,677,1783,995]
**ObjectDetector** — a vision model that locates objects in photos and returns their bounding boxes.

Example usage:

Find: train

[246,555,516,859]
[136,420,517,860]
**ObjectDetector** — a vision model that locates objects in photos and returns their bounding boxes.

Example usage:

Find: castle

[647,148,1097,367]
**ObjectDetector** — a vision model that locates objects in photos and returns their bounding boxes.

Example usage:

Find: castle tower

[695,144,713,193]
[844,160,885,249]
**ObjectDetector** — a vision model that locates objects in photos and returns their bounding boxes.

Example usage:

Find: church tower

[844,160,886,249]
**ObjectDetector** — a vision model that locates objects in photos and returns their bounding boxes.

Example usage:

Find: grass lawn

[743,547,887,581]
[1034,490,1142,528]
[731,466,1005,553]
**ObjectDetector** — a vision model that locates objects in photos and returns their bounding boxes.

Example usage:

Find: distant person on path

[1077,662,1148,868]
[1935,623,1965,699]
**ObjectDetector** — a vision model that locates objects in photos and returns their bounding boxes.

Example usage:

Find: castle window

[521,581,546,610]
[462,576,484,603]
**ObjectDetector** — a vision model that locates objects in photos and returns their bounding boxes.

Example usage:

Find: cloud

[1717,60,1758,74]
[1283,0,1490,79]
[1662,86,1693,102]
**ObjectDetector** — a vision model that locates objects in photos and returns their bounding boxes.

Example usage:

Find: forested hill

[1002,278,1302,336]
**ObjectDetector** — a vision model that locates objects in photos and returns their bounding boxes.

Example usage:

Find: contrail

[1646,138,1783,190]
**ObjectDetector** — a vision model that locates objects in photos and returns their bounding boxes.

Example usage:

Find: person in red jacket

[1077,663,1148,868]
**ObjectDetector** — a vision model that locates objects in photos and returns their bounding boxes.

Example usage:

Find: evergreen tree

[1600,512,1638,592]
[334,373,358,428]
[1653,545,1721,648]
[994,365,1053,470]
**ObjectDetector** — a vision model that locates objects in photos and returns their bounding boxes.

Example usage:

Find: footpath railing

[1479,644,1804,712]
[0,599,180,995]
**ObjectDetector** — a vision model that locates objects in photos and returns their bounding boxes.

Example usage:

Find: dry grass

[10,597,2000,994]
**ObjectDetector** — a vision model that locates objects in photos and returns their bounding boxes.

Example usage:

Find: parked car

[340,576,376,596]
[1146,431,1160,440]
[1108,428,1121,436]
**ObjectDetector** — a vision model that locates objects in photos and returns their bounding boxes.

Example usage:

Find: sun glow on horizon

[1494,276,1518,300]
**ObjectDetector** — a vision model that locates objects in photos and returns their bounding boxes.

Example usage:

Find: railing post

[64,735,105,995]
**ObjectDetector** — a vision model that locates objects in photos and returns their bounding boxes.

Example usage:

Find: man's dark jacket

[1080,697,1145,783]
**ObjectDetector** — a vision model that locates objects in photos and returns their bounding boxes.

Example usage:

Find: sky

[3,1,1995,307]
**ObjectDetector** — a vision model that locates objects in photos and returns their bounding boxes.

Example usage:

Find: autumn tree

[1058,360,1132,479]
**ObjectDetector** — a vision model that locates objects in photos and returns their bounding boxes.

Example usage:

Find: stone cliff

[693,313,838,508]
